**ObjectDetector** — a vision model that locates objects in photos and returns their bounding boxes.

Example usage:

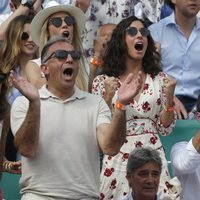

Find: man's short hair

[165,0,175,10]
[126,147,162,174]
[41,36,70,64]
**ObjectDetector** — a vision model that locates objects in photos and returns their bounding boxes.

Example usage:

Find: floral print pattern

[92,72,176,200]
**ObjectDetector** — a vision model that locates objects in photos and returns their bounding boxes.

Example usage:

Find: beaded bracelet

[115,100,126,111]
[3,161,11,172]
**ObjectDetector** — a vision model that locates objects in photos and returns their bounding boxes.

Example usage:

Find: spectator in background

[92,16,176,200]
[25,1,89,90]
[10,36,143,199]
[125,147,162,200]
[82,0,164,73]
[160,3,173,19]
[149,0,200,119]
[0,0,43,41]
[0,15,38,161]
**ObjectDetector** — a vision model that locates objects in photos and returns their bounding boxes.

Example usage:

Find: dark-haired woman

[92,16,177,199]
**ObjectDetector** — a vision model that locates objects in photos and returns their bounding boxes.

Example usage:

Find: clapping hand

[117,72,143,105]
[10,70,39,102]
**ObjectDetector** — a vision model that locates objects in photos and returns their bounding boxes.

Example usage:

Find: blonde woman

[0,15,38,161]
[25,2,88,90]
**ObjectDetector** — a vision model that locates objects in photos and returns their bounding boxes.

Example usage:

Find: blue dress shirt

[149,13,200,99]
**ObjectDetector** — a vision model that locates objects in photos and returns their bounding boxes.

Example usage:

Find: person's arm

[160,75,176,128]
[0,0,42,40]
[75,0,90,13]
[10,71,40,158]
[0,111,10,177]
[25,60,46,89]
[88,35,108,92]
[97,72,143,156]
[174,96,188,119]
[2,158,21,174]
[171,131,200,175]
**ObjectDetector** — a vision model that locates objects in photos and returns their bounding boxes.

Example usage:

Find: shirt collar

[39,85,86,102]
[166,12,200,30]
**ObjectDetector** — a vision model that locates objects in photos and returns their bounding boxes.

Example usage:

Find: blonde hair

[39,13,87,91]
[0,15,38,89]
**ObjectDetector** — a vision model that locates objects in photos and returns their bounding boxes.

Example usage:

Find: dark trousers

[176,95,197,113]
[5,129,17,161]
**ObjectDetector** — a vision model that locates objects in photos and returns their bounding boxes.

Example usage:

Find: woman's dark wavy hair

[101,16,162,77]
[165,0,175,10]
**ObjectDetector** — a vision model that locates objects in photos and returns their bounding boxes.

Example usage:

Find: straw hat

[31,1,86,46]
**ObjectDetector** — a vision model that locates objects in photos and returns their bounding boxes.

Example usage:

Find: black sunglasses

[0,73,7,83]
[49,16,75,28]
[43,50,81,63]
[21,32,30,40]
[127,27,150,37]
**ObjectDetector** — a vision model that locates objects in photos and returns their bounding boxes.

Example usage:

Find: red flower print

[142,101,151,112]
[157,98,161,105]
[135,141,143,147]
[100,193,105,200]
[110,178,117,189]
[143,83,149,91]
[104,167,114,177]
[150,136,158,145]
[122,153,129,162]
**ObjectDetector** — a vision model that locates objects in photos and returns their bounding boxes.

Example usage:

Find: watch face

[21,0,27,4]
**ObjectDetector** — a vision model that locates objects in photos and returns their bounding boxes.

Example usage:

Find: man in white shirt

[171,104,200,200]
[10,36,143,199]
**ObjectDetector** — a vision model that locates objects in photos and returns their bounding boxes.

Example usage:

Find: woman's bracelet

[115,100,126,111]
[3,161,11,172]
[164,105,175,112]
[90,56,101,67]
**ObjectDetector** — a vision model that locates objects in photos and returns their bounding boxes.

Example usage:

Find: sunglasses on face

[21,32,31,40]
[126,27,150,37]
[49,16,75,28]
[43,50,81,63]
[0,73,6,83]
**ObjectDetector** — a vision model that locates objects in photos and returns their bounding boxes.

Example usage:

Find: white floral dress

[83,0,164,62]
[92,72,176,200]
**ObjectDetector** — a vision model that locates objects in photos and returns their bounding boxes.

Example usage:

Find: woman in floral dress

[92,16,176,200]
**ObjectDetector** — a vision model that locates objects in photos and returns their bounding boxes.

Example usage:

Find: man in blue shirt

[149,0,200,119]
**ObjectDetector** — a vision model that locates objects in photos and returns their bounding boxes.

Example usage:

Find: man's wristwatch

[21,0,34,10]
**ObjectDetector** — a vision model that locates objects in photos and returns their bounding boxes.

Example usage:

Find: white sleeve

[171,139,200,175]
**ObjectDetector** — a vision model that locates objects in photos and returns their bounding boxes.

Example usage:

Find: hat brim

[31,5,86,46]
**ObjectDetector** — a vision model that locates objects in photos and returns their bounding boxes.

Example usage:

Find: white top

[11,86,111,198]
[0,12,12,25]
[171,139,200,200]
